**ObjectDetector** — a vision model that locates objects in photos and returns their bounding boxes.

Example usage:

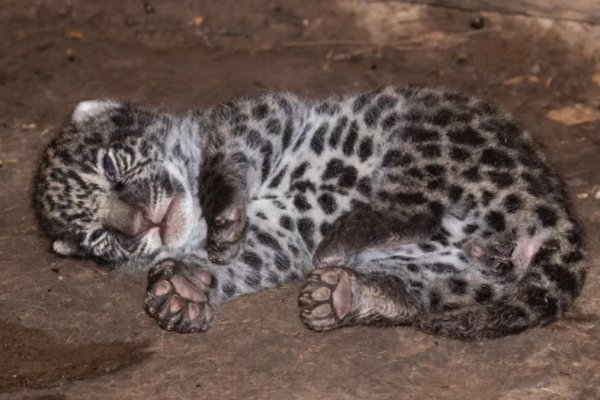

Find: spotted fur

[34,86,587,339]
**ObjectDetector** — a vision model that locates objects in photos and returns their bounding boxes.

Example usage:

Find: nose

[101,196,149,237]
[133,213,156,236]
[101,195,176,238]
[132,210,175,238]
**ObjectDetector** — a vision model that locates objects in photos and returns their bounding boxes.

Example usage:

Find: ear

[52,240,82,257]
[72,100,118,123]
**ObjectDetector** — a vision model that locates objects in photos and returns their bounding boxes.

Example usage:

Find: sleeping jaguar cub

[34,86,587,339]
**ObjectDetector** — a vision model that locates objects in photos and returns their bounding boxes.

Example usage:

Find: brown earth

[0,321,150,390]
[0,0,599,399]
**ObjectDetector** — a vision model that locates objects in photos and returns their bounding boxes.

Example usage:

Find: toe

[144,289,169,316]
[181,303,214,333]
[164,312,184,332]
[153,280,172,296]
[320,270,341,285]
[169,295,186,313]
[196,270,213,287]
[311,286,331,301]
[311,303,333,318]
[187,302,201,320]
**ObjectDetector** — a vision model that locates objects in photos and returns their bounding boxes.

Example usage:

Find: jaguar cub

[34,86,587,339]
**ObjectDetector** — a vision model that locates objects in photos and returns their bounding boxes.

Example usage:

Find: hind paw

[144,259,215,333]
[298,267,354,331]
[464,235,541,280]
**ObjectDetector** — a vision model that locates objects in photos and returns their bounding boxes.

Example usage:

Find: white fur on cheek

[164,192,195,249]
[143,229,163,253]
[163,162,198,249]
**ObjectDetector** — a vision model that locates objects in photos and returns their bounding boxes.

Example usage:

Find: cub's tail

[416,227,587,340]
[416,302,537,340]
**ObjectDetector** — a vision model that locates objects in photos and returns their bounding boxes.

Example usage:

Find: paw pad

[144,261,214,333]
[298,267,353,331]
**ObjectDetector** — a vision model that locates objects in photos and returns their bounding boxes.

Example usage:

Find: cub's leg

[299,227,541,332]
[302,203,441,331]
[199,154,248,264]
[145,197,313,333]
[313,203,437,268]
[299,234,476,331]
[299,237,459,331]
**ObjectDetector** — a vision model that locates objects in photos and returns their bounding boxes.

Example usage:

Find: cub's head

[34,100,199,270]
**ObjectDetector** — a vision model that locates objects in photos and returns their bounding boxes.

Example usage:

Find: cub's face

[34,100,198,268]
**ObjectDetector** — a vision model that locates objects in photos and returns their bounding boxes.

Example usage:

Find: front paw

[144,259,215,333]
[207,204,246,264]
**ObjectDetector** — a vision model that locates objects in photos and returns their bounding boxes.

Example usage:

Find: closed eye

[103,153,117,182]
[89,228,105,243]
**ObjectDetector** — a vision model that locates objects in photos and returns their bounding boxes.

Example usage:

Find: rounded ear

[52,240,81,257]
[72,100,119,123]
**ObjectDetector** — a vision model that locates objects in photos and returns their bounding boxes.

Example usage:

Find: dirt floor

[1,0,599,399]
